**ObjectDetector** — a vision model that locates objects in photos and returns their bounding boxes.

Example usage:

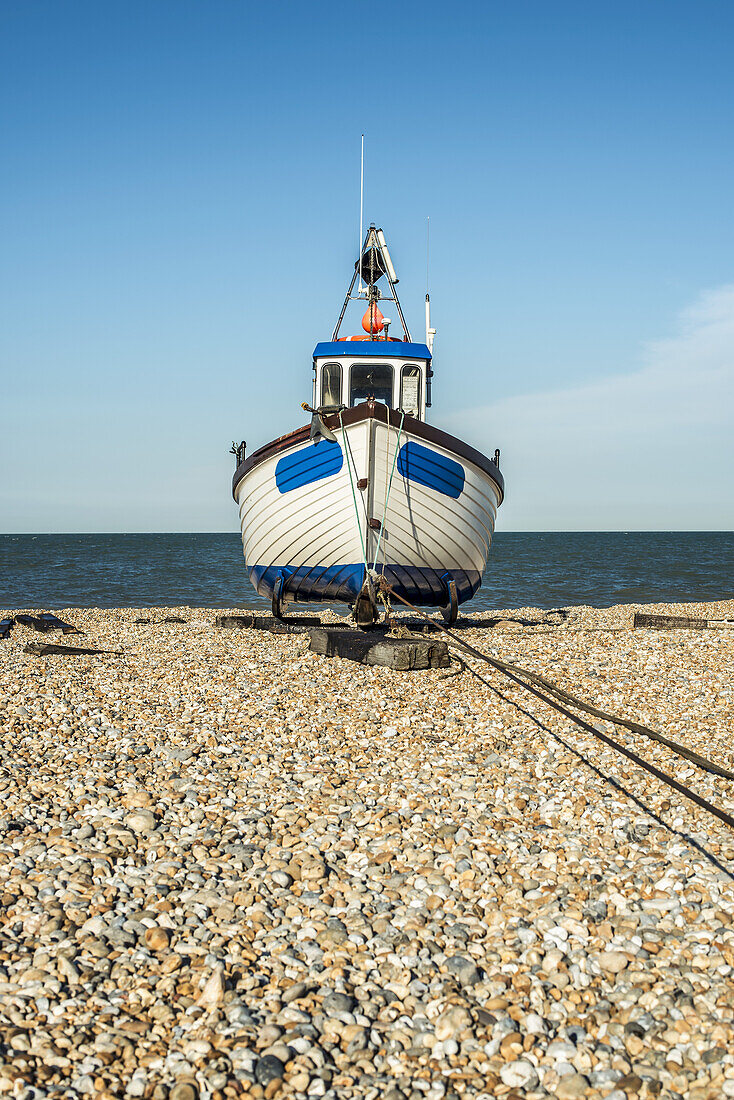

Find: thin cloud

[443,284,734,530]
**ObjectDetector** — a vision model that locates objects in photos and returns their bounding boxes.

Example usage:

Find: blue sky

[2,0,733,531]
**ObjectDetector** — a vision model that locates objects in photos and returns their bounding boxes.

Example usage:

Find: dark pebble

[616,1074,643,1092]
[322,991,355,1016]
[444,954,480,985]
[255,1055,285,1085]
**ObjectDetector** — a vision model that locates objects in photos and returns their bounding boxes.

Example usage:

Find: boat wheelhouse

[312,341,431,420]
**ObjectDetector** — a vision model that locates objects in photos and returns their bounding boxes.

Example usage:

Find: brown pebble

[616,1074,643,1093]
[499,1031,523,1058]
[169,1084,199,1100]
[145,927,171,952]
[160,952,183,973]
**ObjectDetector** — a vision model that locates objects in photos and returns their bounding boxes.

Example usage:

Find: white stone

[197,965,225,1008]
[500,1061,539,1089]
[434,1005,472,1041]
[126,809,156,833]
[597,951,629,974]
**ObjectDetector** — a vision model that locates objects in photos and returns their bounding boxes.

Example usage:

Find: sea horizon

[3,529,733,534]
[2,530,732,612]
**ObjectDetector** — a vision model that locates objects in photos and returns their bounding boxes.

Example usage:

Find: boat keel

[271,572,288,619]
[440,575,459,626]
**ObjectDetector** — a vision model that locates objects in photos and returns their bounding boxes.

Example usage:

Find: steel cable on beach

[379,583,734,832]
[473,651,734,780]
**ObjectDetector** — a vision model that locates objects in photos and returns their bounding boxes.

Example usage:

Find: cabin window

[350,362,393,407]
[400,364,422,417]
[320,362,342,408]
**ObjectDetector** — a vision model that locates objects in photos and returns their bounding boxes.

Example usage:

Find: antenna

[358,135,365,295]
[425,216,436,352]
[426,215,430,295]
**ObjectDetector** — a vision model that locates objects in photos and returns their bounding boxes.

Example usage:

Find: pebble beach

[1,600,733,1100]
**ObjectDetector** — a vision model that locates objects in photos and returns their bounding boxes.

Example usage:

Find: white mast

[425,216,436,352]
[358,135,365,296]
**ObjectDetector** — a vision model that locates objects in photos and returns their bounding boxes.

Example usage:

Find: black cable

[383,585,734,832]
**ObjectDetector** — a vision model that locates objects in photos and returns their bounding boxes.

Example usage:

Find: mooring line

[372,410,405,572]
[479,651,734,781]
[380,585,734,832]
[338,410,371,579]
[455,644,734,832]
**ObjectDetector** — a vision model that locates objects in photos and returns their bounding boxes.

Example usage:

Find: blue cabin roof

[313,341,431,360]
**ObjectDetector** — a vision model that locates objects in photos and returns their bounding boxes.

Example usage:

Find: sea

[1,532,732,612]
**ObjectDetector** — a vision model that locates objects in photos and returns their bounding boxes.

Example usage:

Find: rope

[385,585,734,778]
[372,410,405,573]
[451,646,734,833]
[338,409,370,580]
[380,412,391,572]
[376,581,734,832]
[481,652,734,781]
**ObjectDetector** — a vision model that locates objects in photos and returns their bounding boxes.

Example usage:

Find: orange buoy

[362,304,384,333]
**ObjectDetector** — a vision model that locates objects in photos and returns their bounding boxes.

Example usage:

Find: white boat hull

[233,403,503,607]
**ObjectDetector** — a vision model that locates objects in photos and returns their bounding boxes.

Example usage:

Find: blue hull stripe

[397,441,465,499]
[275,440,343,494]
[249,563,482,607]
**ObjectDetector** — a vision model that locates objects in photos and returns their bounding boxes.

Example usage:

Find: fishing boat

[231,225,504,626]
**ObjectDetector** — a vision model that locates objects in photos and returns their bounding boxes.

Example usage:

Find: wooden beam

[23,642,110,656]
[309,627,450,670]
[633,612,734,630]
[216,613,322,635]
[15,613,80,634]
